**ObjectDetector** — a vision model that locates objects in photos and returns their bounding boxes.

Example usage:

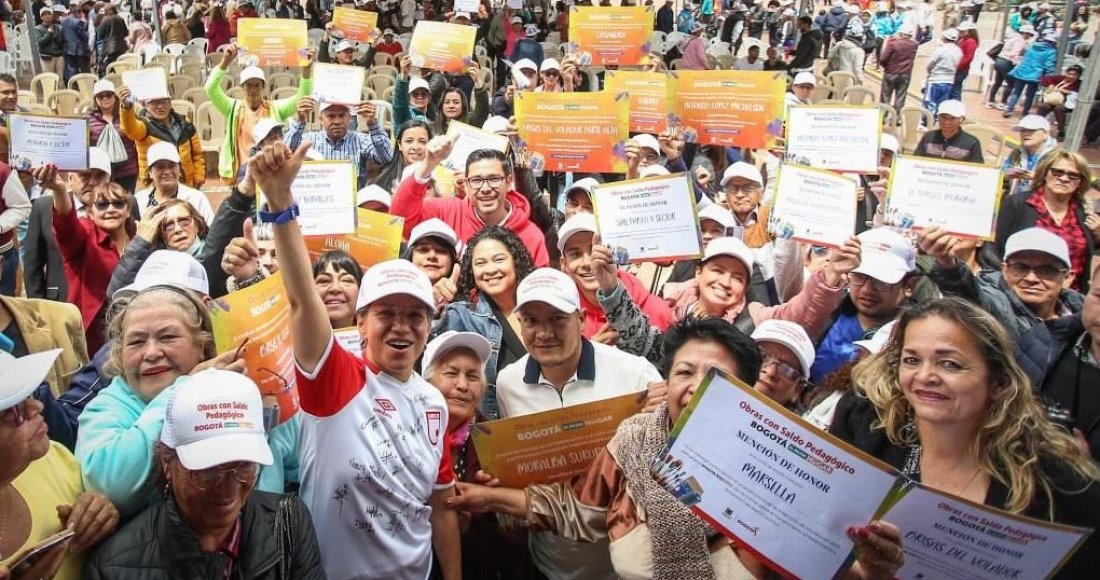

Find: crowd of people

[0,0,1100,579]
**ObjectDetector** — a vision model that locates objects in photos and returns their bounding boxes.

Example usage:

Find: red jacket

[391,175,550,267]
[52,205,123,354]
[957,36,978,73]
[580,270,676,339]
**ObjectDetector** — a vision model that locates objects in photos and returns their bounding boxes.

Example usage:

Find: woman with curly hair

[432,225,537,419]
[831,297,1100,578]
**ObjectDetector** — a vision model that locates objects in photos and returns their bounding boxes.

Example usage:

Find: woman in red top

[951,23,979,100]
[40,165,134,353]
[204,5,232,53]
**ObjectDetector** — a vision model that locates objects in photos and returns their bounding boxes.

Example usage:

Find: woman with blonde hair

[831,297,1100,578]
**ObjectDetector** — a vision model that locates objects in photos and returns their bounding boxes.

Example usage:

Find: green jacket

[204,66,313,180]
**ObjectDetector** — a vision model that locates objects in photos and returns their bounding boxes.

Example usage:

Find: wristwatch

[258,204,300,225]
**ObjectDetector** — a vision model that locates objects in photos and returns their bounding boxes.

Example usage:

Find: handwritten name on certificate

[312,63,366,105]
[769,164,858,248]
[592,173,702,262]
[884,155,1004,240]
[443,121,510,172]
[654,370,902,579]
[471,392,645,487]
[605,71,669,134]
[786,106,881,173]
[291,161,356,236]
[568,6,653,66]
[8,114,89,172]
[515,90,630,173]
[885,484,1089,580]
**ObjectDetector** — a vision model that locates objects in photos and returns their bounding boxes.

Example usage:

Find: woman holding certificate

[831,298,1100,578]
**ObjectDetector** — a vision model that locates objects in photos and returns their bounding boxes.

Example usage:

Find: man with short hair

[913,99,984,163]
[284,98,393,188]
[1003,114,1058,195]
[496,267,663,580]
[787,16,822,73]
[923,28,962,114]
[562,177,600,220]
[392,138,550,266]
[60,0,90,82]
[0,73,27,127]
[35,6,67,77]
[878,24,918,113]
[735,44,764,70]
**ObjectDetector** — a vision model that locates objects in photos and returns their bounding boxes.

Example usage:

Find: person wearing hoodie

[1004,30,1058,118]
[656,0,674,34]
[821,0,850,57]
[923,27,962,115]
[824,27,866,84]
[392,137,551,267]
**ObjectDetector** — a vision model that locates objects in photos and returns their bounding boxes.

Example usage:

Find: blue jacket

[871,14,900,37]
[435,298,505,419]
[677,9,695,34]
[823,6,849,34]
[61,14,89,56]
[1010,41,1057,82]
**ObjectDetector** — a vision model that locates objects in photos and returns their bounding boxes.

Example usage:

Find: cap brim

[702,250,753,273]
[852,256,909,285]
[175,432,274,471]
[513,297,578,316]
[0,349,62,410]
[431,334,492,367]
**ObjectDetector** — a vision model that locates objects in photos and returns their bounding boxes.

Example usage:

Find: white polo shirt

[495,339,662,580]
[295,335,454,580]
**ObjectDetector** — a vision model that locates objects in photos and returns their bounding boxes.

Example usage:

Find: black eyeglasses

[1005,262,1067,281]
[848,272,897,292]
[1,398,31,427]
[467,175,506,189]
[94,199,128,211]
[1047,168,1084,182]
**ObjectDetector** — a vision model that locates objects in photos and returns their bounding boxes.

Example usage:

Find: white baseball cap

[852,227,916,284]
[423,331,492,372]
[114,250,211,298]
[1013,114,1051,132]
[751,319,815,376]
[792,72,817,86]
[942,28,959,41]
[1004,227,1071,268]
[557,212,597,252]
[251,118,283,144]
[482,116,510,135]
[897,24,915,36]
[540,58,561,72]
[239,66,266,85]
[514,267,581,314]
[355,259,436,313]
[334,39,355,53]
[453,11,471,21]
[640,164,670,178]
[356,184,392,209]
[514,58,538,73]
[89,146,113,176]
[854,319,898,354]
[0,349,62,412]
[511,15,523,24]
[383,28,395,35]
[160,369,274,470]
[698,203,735,230]
[880,133,899,155]
[92,79,116,96]
[147,142,181,165]
[721,161,763,187]
[409,77,431,94]
[702,236,754,272]
[937,99,966,118]
[633,133,660,154]
[957,20,977,31]
[318,101,350,112]
[565,177,599,200]
[408,218,459,250]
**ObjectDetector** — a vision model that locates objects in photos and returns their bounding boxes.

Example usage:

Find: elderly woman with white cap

[0,349,119,580]
[751,319,815,410]
[204,43,313,184]
[87,78,140,193]
[85,369,324,579]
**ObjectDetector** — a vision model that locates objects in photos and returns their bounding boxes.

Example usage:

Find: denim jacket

[434,298,505,419]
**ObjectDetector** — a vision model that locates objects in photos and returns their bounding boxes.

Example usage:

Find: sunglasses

[1047,168,1084,182]
[94,199,128,211]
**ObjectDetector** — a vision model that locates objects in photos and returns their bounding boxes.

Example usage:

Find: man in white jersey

[248,141,461,580]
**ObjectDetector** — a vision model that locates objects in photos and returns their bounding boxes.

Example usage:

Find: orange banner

[515,90,630,174]
[209,272,299,425]
[332,7,379,43]
[304,208,404,270]
[667,70,787,149]
[471,392,646,487]
[237,18,309,67]
[408,21,477,74]
[605,70,668,134]
[567,6,654,66]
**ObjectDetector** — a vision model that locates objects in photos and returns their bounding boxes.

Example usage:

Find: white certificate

[884,155,1005,240]
[885,483,1090,580]
[655,369,903,579]
[769,163,858,248]
[8,114,89,172]
[443,121,510,172]
[121,68,170,101]
[312,63,366,106]
[333,327,362,355]
[786,106,881,173]
[592,173,702,262]
[454,0,480,12]
[292,161,357,236]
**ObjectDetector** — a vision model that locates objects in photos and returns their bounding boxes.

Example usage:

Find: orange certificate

[471,392,646,487]
[408,21,476,74]
[210,272,300,425]
[668,70,786,149]
[567,6,654,66]
[332,7,379,43]
[304,208,404,270]
[605,70,668,134]
[515,90,630,174]
[237,18,309,67]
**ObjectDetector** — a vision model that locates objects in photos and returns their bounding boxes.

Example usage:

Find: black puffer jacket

[86,492,324,580]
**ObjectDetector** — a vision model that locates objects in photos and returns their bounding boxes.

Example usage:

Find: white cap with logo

[239,66,266,85]
[852,228,916,284]
[514,267,581,314]
[721,161,763,187]
[1013,114,1051,132]
[1004,227,1071,268]
[0,349,62,412]
[160,369,274,470]
[147,141,181,165]
[557,212,598,252]
[355,259,436,313]
[114,250,211,298]
[356,184,392,209]
[702,236,755,272]
[423,331,492,373]
[751,320,815,377]
[698,204,735,230]
[408,218,459,250]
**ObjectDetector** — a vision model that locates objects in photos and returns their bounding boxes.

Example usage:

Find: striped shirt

[284,118,394,188]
